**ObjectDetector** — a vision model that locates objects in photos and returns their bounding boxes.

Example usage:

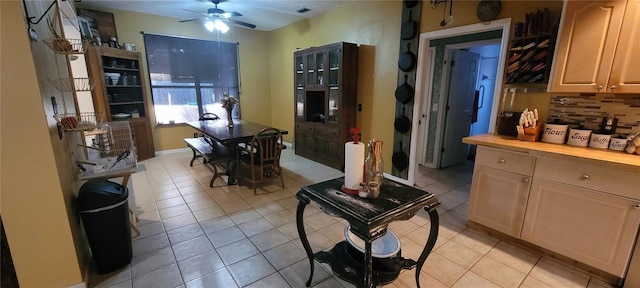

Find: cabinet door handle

[634,203,640,209]
[610,85,616,92]
[523,177,530,183]
[581,174,590,180]
[597,85,603,92]
[498,159,505,164]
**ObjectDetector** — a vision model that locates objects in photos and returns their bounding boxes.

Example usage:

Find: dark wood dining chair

[199,112,220,121]
[239,128,285,194]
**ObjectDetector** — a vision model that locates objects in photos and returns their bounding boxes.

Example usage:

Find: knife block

[517,124,541,142]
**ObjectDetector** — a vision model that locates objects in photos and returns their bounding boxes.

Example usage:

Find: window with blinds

[143,34,240,124]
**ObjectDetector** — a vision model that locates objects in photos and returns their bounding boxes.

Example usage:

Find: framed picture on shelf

[76,8,118,42]
[78,16,93,40]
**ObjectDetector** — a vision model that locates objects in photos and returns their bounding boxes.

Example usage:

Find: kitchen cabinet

[86,46,155,160]
[464,134,640,282]
[522,179,640,277]
[550,0,640,93]
[522,156,640,277]
[294,42,358,170]
[468,146,535,237]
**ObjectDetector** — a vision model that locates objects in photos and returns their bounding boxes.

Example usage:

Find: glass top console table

[295,177,440,288]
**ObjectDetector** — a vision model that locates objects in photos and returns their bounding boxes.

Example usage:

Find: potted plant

[47,14,72,52]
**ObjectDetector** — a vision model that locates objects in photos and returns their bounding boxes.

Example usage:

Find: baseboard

[154,147,191,155]
[68,278,88,288]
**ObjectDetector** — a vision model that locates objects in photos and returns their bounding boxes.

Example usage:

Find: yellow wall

[0,0,594,286]
[269,1,403,159]
[417,0,561,124]
[269,0,561,172]
[1,1,84,286]
[82,0,562,168]
[76,4,273,151]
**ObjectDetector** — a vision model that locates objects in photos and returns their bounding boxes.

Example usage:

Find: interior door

[441,49,479,168]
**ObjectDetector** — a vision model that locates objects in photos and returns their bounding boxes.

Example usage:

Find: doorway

[440,41,501,167]
[441,49,480,168]
[409,19,510,182]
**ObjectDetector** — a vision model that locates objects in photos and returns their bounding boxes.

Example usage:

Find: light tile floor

[88,148,616,288]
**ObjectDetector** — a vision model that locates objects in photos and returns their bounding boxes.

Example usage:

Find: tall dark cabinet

[294,42,358,170]
[86,46,155,161]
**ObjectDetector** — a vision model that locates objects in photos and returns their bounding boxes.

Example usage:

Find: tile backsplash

[548,93,640,135]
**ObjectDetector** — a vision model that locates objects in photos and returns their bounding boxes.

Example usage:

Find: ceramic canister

[541,124,569,144]
[589,133,612,148]
[609,137,628,151]
[566,129,592,147]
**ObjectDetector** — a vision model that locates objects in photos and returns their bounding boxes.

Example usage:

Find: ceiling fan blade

[227,19,256,29]
[221,11,242,18]
[179,18,206,23]
[207,7,224,15]
[182,8,208,16]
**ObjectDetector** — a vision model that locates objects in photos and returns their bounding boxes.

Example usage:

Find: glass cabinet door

[316,52,325,86]
[296,88,304,119]
[327,87,339,123]
[328,48,340,86]
[295,55,304,87]
[306,53,315,86]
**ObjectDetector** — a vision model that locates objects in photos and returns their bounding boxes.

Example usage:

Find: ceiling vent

[296,7,310,13]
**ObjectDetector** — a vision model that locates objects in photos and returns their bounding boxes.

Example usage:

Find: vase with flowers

[220,94,238,127]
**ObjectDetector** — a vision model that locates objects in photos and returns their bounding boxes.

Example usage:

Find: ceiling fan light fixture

[214,19,229,33]
[204,21,215,32]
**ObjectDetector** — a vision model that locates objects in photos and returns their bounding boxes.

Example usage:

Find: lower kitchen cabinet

[295,131,315,156]
[463,134,640,283]
[469,166,532,237]
[128,119,155,161]
[521,179,640,277]
[469,146,535,237]
[295,125,342,169]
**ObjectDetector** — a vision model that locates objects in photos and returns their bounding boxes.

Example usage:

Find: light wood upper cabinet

[550,0,640,93]
[609,0,640,93]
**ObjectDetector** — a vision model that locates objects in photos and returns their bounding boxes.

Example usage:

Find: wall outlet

[432,103,438,111]
[358,104,362,111]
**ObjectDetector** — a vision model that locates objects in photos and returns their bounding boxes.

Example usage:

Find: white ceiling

[79,0,355,31]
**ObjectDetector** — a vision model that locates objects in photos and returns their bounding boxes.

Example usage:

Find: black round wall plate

[477,0,502,22]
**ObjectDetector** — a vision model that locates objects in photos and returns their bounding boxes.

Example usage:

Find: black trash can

[77,179,132,274]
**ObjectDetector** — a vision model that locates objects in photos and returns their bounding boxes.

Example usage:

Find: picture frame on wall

[78,16,93,40]
[76,8,118,43]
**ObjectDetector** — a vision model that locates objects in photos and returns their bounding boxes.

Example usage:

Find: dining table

[186,119,289,184]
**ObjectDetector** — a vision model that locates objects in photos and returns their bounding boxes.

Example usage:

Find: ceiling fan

[180,0,256,30]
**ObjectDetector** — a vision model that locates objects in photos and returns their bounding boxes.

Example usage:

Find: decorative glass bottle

[365,140,383,198]
[226,108,233,128]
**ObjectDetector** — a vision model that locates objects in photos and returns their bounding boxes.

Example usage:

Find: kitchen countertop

[463,134,640,172]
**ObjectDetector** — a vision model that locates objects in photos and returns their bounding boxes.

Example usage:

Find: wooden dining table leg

[225,144,239,185]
